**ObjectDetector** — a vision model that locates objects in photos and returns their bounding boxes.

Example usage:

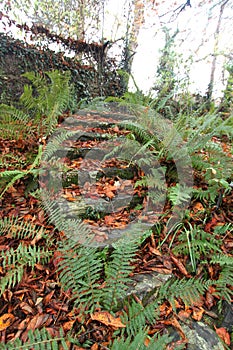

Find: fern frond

[0,243,52,294]
[173,228,222,258]
[213,223,233,235]
[0,145,42,198]
[21,70,72,116]
[159,277,209,308]
[110,330,172,350]
[0,216,48,240]
[0,266,25,296]
[208,254,233,303]
[20,70,73,134]
[42,129,80,161]
[168,184,192,206]
[102,237,139,310]
[135,167,166,190]
[57,239,103,312]
[215,265,233,303]
[0,104,31,123]
[119,120,161,150]
[121,299,160,337]
[2,243,51,268]
[0,328,69,350]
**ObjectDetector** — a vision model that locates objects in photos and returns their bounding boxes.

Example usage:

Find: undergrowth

[0,78,233,348]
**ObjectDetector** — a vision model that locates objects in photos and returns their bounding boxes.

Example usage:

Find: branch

[159,1,192,23]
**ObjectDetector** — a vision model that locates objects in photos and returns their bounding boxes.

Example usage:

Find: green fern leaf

[102,237,139,310]
[0,328,69,350]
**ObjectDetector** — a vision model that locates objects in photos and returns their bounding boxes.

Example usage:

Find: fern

[0,217,52,295]
[0,104,32,140]
[168,184,192,206]
[42,129,81,161]
[110,330,173,350]
[102,237,139,310]
[0,145,42,198]
[120,299,160,337]
[0,328,69,350]
[0,246,51,295]
[0,104,31,123]
[0,216,47,240]
[210,254,233,303]
[119,120,161,150]
[21,70,72,117]
[173,226,222,258]
[159,277,209,308]
[56,238,103,312]
[0,243,52,295]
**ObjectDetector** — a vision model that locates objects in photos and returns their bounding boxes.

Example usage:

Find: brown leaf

[43,290,55,305]
[149,246,162,256]
[205,291,215,309]
[105,190,115,199]
[90,311,125,328]
[31,227,45,245]
[204,217,218,232]
[91,344,99,350]
[27,314,50,331]
[163,317,187,340]
[170,252,190,277]
[104,215,115,225]
[177,310,192,322]
[63,320,76,332]
[192,307,204,321]
[0,313,15,331]
[215,327,231,346]
[19,302,34,315]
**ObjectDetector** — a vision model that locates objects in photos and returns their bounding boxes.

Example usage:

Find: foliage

[0,217,52,295]
[0,61,233,348]
[0,104,32,140]
[0,328,70,350]
[0,145,42,198]
[159,277,209,309]
[153,27,179,99]
[110,330,173,350]
[2,0,105,40]
[0,33,123,106]
[20,70,74,133]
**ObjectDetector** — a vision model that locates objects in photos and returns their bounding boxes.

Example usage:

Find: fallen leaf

[63,320,76,332]
[204,217,218,232]
[0,313,15,331]
[90,311,125,328]
[149,246,162,256]
[91,344,99,350]
[192,306,204,321]
[31,227,45,245]
[215,327,231,346]
[105,190,115,199]
[144,337,151,347]
[205,291,215,309]
[163,316,187,340]
[27,314,50,331]
[177,310,192,321]
[104,215,115,225]
[170,252,190,277]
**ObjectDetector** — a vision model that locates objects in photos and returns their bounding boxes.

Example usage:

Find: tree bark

[207,0,230,100]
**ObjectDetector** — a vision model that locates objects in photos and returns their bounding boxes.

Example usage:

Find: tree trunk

[207,0,230,100]
[121,0,145,90]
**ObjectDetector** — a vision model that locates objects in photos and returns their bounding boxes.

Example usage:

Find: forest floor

[0,109,233,349]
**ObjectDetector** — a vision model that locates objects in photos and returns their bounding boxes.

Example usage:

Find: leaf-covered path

[0,108,233,349]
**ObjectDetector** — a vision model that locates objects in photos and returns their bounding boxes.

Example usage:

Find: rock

[221,301,233,331]
[126,272,171,304]
[183,321,225,350]
[168,320,225,350]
